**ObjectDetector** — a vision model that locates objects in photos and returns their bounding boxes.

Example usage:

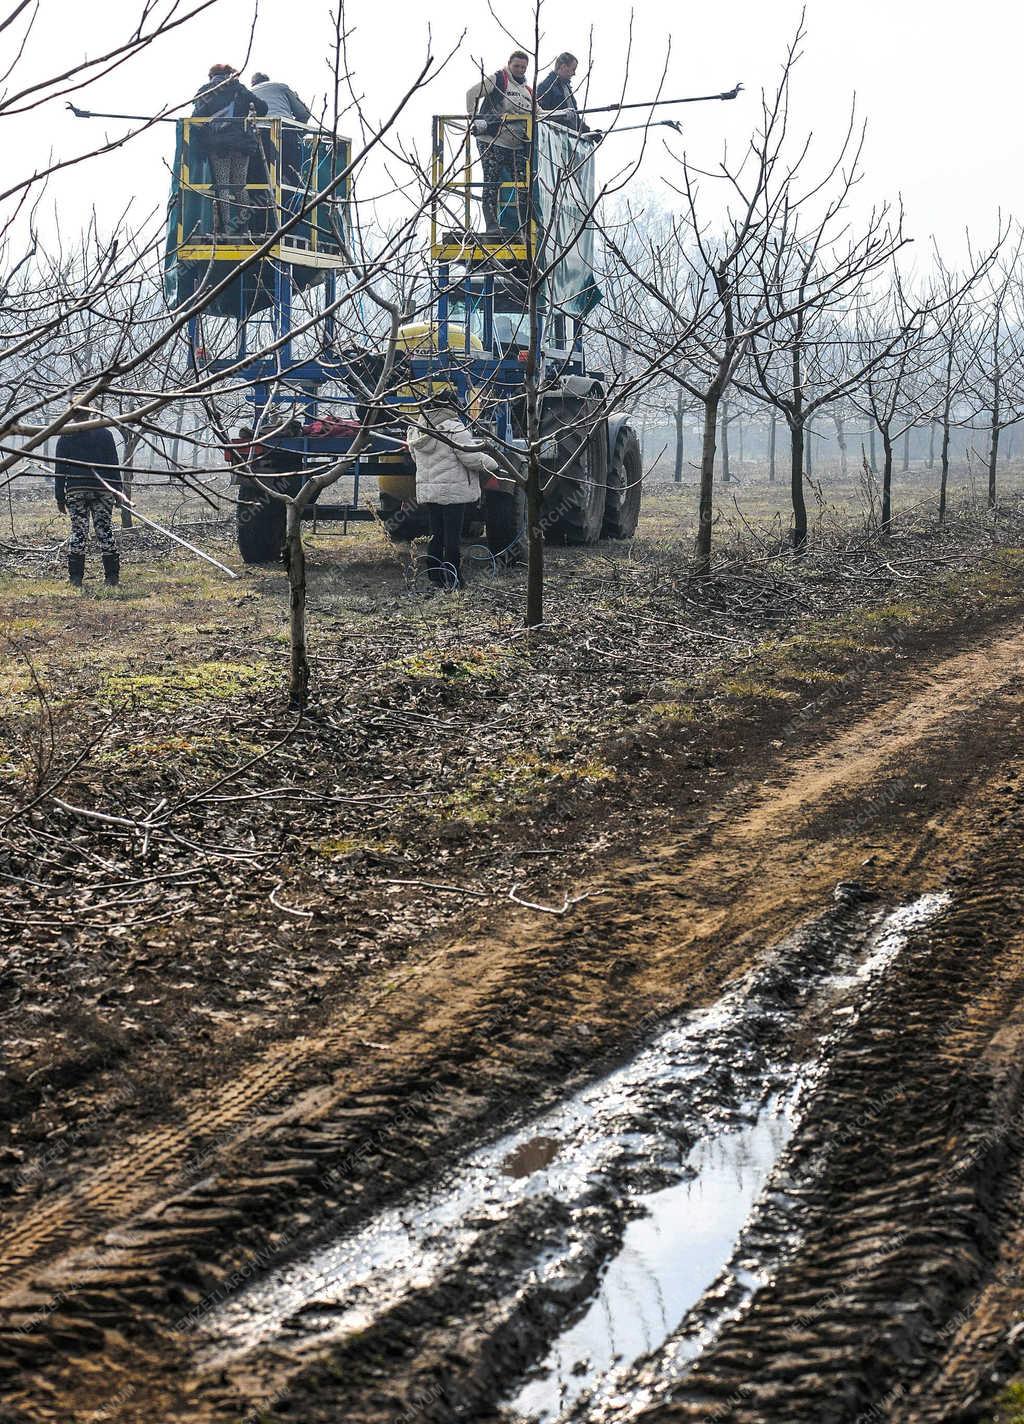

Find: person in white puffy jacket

[407,396,498,589]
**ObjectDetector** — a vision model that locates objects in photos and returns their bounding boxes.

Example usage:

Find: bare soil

[3,476,1024,1423]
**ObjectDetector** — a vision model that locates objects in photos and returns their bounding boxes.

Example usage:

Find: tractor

[163,107,643,563]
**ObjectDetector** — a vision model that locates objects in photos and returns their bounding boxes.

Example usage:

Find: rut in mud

[1,618,1024,1423]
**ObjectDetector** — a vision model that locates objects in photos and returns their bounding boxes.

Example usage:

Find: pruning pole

[96,478,239,578]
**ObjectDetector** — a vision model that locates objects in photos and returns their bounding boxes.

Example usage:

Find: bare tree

[733,92,908,549]
[920,245,987,521]
[851,275,929,536]
[959,233,1024,510]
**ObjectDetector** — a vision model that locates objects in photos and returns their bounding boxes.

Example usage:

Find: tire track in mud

[622,806,1024,1424]
[1,624,1024,1420]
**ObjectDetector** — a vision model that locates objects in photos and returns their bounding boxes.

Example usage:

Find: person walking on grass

[55,411,123,587]
[407,391,498,590]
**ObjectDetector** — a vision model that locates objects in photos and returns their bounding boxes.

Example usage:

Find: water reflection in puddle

[507,1098,794,1423]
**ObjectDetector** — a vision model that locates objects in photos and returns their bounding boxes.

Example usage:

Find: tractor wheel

[236,478,285,564]
[484,484,526,565]
[602,421,643,539]
[539,395,607,544]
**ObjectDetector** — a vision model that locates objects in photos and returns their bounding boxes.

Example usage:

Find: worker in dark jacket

[537,53,601,139]
[192,64,269,235]
[54,412,123,587]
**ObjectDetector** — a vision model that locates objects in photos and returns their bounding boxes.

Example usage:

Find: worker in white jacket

[407,396,499,589]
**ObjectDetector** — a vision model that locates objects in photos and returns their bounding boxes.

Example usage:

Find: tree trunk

[988,422,1000,509]
[168,402,185,469]
[939,404,951,523]
[928,419,936,470]
[881,431,893,538]
[738,418,744,467]
[768,415,776,484]
[673,392,685,483]
[694,394,719,576]
[720,399,731,485]
[120,431,139,529]
[285,501,308,709]
[804,425,812,479]
[834,412,847,477]
[901,427,910,471]
[525,448,544,627]
[791,420,807,552]
[868,422,877,472]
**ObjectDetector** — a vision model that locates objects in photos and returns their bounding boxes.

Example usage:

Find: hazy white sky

[10,0,1021,262]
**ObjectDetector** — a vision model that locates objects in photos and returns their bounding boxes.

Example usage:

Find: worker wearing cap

[466,50,533,238]
[250,73,311,123]
[250,72,311,188]
[537,53,601,140]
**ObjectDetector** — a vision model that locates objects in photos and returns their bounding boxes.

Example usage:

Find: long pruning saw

[601,118,684,136]
[581,83,741,138]
[580,83,743,116]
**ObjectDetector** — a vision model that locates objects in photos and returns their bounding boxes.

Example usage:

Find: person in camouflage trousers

[54,412,123,587]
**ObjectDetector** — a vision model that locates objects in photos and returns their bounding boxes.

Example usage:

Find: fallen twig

[269,882,314,918]
[509,884,592,915]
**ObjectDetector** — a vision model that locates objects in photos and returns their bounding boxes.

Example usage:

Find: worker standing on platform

[537,53,601,140]
[191,65,268,236]
[250,73,311,124]
[54,411,123,588]
[251,73,311,184]
[466,50,533,238]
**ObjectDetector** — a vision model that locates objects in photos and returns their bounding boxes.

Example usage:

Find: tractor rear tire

[236,479,285,564]
[539,395,607,545]
[602,421,643,539]
[484,484,526,565]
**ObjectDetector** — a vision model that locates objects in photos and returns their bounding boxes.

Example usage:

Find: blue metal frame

[185,144,600,511]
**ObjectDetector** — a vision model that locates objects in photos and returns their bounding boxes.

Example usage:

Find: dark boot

[482,190,502,241]
[102,552,120,587]
[68,552,85,587]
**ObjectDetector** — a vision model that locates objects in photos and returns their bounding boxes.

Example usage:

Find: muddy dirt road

[2,615,1024,1423]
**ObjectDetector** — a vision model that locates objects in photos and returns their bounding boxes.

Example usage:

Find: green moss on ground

[101,660,274,710]
[436,749,616,827]
[638,544,1024,730]
[987,1380,1024,1424]
[402,644,514,682]
[316,837,398,859]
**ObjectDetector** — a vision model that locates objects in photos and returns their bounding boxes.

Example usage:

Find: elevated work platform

[164,117,351,317]
[431,112,535,264]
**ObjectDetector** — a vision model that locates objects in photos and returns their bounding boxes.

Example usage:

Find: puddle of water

[824,892,950,997]
[508,1097,795,1424]
[200,892,951,1391]
[203,1001,738,1364]
[499,893,953,1423]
